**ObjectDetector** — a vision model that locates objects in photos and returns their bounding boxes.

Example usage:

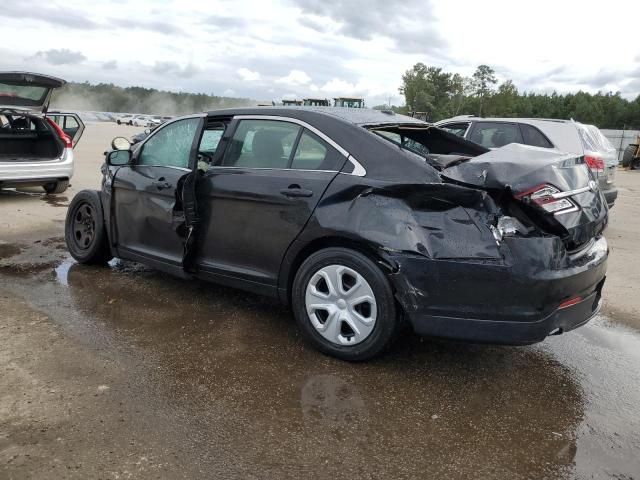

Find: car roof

[205,106,427,127]
[437,116,585,155]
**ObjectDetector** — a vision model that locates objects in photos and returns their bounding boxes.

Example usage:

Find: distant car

[435,117,618,207]
[131,115,150,127]
[116,114,134,125]
[131,126,156,144]
[149,116,162,126]
[64,108,607,361]
[0,71,85,194]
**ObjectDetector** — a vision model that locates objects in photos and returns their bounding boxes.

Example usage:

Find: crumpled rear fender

[310,179,504,261]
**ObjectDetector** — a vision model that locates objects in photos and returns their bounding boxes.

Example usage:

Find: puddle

[43,195,69,207]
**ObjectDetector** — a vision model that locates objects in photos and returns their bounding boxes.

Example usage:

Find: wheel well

[284,236,393,303]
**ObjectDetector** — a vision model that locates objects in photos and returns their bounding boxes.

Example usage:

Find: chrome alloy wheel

[305,264,377,346]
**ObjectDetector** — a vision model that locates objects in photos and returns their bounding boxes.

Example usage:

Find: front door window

[139,118,200,168]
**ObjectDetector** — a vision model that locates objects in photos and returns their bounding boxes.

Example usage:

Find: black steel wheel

[65,190,112,264]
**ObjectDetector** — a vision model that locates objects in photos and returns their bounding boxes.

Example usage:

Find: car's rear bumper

[388,235,608,345]
[0,148,73,185]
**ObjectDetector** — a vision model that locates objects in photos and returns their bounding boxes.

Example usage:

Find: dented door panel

[112,165,189,268]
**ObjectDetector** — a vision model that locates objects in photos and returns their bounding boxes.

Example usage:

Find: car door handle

[280,186,313,198]
[152,178,172,190]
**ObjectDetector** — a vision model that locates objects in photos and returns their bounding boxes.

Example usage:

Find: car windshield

[0,82,49,106]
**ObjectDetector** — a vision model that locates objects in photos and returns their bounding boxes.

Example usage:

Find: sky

[1,0,639,106]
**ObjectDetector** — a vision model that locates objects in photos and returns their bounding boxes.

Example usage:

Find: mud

[0,242,23,259]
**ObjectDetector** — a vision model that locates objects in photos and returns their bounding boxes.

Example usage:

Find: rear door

[111,116,203,274]
[195,116,346,290]
[46,113,85,147]
[0,72,65,113]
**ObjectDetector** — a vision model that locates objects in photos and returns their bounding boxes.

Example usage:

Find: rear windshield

[577,124,615,153]
[0,82,49,106]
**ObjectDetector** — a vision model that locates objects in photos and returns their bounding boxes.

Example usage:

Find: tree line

[394,63,640,129]
[50,81,253,116]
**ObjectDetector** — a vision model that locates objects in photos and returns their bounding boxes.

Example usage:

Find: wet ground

[1,123,639,479]
[1,241,640,479]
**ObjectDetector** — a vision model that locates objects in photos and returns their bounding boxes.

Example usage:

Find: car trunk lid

[441,143,608,249]
[0,72,66,113]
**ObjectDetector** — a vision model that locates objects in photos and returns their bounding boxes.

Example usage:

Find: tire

[43,179,69,194]
[117,120,121,125]
[291,247,398,361]
[622,144,638,169]
[65,190,112,264]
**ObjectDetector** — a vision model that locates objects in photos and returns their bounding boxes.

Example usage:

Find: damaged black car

[64,108,608,361]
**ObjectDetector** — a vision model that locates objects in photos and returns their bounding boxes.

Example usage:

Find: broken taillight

[584,155,605,175]
[46,117,73,149]
[515,184,576,214]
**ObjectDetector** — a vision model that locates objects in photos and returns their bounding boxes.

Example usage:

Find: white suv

[0,72,84,194]
[435,116,618,207]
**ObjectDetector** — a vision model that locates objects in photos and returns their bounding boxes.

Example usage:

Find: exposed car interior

[0,113,62,161]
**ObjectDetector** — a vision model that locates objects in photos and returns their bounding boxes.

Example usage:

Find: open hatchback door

[0,71,66,113]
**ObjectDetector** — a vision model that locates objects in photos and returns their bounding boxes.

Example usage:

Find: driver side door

[111,116,203,275]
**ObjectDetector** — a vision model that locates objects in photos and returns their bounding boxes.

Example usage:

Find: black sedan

[64,107,608,361]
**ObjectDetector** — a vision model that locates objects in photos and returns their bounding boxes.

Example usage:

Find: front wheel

[291,247,399,361]
[65,190,112,264]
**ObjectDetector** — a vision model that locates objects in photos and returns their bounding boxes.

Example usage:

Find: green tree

[472,65,497,116]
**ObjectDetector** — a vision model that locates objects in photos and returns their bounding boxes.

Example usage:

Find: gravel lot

[1,122,639,479]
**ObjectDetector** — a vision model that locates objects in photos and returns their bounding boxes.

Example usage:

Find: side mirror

[106,149,131,166]
[111,136,131,150]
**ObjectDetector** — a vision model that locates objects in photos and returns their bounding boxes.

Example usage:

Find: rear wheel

[43,179,69,194]
[622,144,638,169]
[292,247,398,361]
[117,120,122,125]
[65,190,112,264]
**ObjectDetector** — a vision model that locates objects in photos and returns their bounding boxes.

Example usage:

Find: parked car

[131,126,156,144]
[116,114,134,125]
[0,72,84,194]
[65,108,608,361]
[435,117,618,207]
[130,115,151,127]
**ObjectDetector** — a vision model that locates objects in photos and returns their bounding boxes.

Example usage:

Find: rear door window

[520,124,553,148]
[468,122,523,148]
[222,119,300,169]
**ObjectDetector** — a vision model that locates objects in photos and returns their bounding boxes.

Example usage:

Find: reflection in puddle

[301,374,368,429]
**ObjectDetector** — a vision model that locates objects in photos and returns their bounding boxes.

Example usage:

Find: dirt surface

[1,122,640,479]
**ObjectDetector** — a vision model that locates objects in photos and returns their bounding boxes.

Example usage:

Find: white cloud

[236,67,260,82]
[223,88,236,96]
[276,69,311,86]
[0,0,637,106]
